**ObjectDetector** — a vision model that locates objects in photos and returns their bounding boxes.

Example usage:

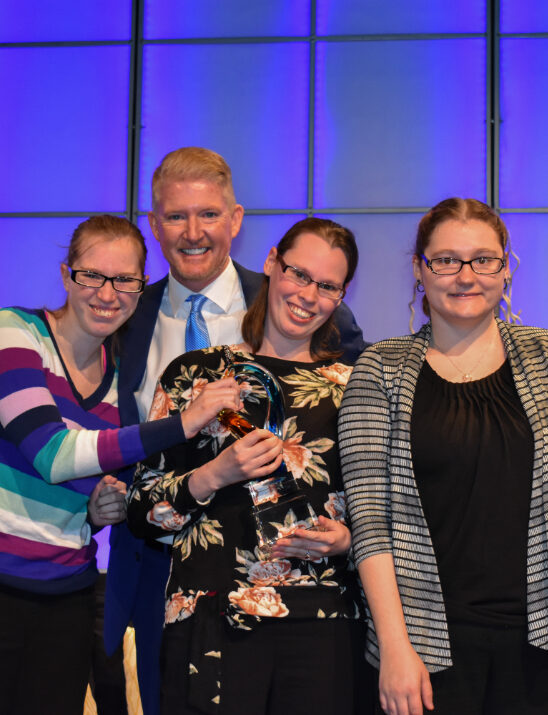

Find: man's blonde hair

[151,146,236,209]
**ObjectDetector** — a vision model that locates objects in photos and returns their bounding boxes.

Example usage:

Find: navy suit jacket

[104,261,365,653]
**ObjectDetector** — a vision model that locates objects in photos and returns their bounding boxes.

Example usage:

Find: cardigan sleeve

[338,346,393,564]
[0,307,185,484]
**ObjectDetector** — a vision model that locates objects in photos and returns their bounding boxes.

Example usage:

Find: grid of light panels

[1,0,547,338]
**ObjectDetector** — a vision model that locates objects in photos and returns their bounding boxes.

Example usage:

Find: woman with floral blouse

[126,217,372,715]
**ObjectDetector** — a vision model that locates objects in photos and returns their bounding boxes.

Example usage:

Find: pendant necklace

[432,332,495,383]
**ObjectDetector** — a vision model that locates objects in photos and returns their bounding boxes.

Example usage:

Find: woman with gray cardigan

[339,198,548,715]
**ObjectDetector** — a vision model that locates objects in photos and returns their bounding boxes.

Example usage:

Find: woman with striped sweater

[339,198,548,714]
[0,216,241,715]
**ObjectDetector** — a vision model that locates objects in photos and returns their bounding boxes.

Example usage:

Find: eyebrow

[428,248,501,256]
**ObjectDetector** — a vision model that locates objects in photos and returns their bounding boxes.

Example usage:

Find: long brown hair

[242,217,358,360]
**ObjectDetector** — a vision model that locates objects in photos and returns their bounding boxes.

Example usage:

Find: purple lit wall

[2,0,548,562]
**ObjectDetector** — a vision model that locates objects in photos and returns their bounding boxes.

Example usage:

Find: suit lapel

[118,276,168,424]
[233,261,263,306]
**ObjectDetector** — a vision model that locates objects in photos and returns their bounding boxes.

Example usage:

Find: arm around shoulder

[0,307,187,483]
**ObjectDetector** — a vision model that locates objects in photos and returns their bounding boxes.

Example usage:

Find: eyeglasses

[70,269,146,293]
[421,255,506,276]
[276,255,345,300]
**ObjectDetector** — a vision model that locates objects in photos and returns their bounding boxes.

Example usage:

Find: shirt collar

[167,258,241,317]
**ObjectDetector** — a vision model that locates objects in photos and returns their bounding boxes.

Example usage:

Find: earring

[416,279,424,293]
[503,277,510,289]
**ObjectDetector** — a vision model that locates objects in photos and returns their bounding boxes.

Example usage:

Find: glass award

[217,360,318,552]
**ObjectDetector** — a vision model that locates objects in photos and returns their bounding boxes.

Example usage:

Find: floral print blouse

[126,347,363,706]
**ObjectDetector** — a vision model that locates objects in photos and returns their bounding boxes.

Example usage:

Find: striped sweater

[0,307,185,594]
[339,319,548,672]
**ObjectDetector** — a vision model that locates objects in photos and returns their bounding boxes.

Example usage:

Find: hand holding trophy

[217,356,318,552]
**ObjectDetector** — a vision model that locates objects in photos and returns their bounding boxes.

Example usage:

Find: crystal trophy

[217,360,318,551]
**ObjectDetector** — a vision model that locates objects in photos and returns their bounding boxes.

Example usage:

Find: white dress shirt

[135,259,247,420]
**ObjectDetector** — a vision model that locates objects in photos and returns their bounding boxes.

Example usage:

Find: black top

[411,359,533,627]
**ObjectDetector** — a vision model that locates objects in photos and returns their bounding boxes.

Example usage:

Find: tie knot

[186,293,208,313]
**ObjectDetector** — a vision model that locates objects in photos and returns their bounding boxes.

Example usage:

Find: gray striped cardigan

[339,319,548,672]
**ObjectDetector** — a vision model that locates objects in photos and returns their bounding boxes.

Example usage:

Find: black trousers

[89,573,128,715]
[430,622,548,714]
[0,584,95,715]
[162,617,375,715]
[373,622,548,715]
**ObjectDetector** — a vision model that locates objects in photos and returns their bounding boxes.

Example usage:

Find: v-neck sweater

[0,307,185,594]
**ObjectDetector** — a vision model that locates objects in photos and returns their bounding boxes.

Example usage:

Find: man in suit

[104,147,365,714]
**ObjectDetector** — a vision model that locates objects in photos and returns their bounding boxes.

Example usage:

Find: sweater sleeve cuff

[139,414,186,455]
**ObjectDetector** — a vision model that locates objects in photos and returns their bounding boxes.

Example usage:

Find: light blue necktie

[185,294,210,351]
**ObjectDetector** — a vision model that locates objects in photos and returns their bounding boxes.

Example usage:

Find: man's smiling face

[149,179,244,291]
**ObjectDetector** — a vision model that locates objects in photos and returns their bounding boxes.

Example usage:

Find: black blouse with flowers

[127,346,363,632]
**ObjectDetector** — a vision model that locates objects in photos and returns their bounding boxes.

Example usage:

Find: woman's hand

[270,515,351,560]
[181,378,243,439]
[355,554,434,715]
[188,429,283,501]
[88,475,127,526]
[378,640,434,715]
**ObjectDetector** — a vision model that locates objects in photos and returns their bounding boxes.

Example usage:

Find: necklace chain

[431,333,495,383]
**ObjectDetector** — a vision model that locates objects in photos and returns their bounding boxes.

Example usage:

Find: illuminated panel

[0,218,85,309]
[317,0,485,34]
[501,0,548,33]
[315,39,486,208]
[317,213,421,342]
[503,214,548,329]
[1,47,130,213]
[232,215,308,272]
[500,39,548,208]
[144,0,310,38]
[136,215,170,284]
[0,0,131,42]
[139,43,309,211]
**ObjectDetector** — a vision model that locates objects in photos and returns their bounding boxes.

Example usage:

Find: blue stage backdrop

[2,0,547,340]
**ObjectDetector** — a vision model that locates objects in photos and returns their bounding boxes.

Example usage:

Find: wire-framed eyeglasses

[70,269,146,293]
[276,255,345,300]
[421,254,506,276]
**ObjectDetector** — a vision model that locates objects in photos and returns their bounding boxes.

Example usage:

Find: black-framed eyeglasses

[276,255,345,300]
[421,254,506,276]
[70,269,146,293]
